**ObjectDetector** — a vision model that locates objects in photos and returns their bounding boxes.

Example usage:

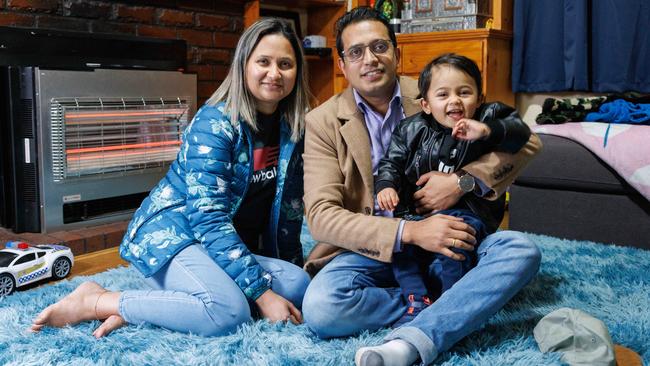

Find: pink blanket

[533,123,650,200]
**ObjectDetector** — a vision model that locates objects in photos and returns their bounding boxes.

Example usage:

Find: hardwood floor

[500,210,509,230]
[70,247,127,278]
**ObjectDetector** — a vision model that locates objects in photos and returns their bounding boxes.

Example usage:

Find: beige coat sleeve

[463,132,543,199]
[302,114,399,264]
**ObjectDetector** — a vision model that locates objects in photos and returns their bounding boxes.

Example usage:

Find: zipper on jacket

[232,125,252,216]
[415,153,422,180]
[270,128,295,258]
[426,131,439,173]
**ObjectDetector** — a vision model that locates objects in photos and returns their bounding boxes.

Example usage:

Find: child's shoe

[392,294,432,328]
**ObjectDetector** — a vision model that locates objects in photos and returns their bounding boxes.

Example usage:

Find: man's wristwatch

[456,171,476,194]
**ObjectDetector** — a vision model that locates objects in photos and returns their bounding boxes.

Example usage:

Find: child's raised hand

[377,188,399,211]
[452,118,490,141]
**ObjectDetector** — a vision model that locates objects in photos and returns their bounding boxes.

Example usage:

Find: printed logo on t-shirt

[252,145,279,183]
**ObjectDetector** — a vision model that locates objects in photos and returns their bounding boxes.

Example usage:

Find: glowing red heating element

[66,140,181,155]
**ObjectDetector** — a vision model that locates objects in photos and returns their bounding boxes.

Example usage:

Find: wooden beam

[244,0,260,28]
[491,0,513,31]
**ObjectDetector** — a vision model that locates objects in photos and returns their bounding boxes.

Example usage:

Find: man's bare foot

[93,315,126,338]
[30,281,108,332]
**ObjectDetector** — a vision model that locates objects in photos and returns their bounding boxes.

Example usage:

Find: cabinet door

[400,39,484,79]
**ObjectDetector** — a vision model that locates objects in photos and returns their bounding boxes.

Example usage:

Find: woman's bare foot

[92,315,126,338]
[30,281,108,332]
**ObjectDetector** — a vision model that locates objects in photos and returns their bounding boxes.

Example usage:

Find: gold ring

[452,239,457,248]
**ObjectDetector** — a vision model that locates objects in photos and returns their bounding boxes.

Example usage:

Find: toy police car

[0,242,74,296]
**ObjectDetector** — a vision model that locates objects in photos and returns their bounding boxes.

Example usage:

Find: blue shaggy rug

[1,233,648,365]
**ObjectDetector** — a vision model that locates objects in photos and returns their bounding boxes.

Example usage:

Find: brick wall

[0,0,245,105]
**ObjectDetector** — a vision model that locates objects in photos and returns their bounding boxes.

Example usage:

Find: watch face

[459,174,475,193]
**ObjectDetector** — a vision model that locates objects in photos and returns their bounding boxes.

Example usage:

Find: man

[301,7,542,366]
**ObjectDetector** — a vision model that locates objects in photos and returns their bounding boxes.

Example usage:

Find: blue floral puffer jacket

[119,102,305,300]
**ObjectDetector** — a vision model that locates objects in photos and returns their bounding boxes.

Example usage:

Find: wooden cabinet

[401,29,514,106]
[244,0,350,104]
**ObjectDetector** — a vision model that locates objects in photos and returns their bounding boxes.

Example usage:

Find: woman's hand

[377,188,399,211]
[255,289,303,325]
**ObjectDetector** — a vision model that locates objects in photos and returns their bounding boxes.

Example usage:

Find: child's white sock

[354,339,419,366]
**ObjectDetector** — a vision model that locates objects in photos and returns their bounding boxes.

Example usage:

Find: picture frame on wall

[259,9,302,39]
[444,0,464,11]
[415,0,433,13]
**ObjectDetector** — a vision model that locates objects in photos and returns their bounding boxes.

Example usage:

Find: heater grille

[50,97,189,182]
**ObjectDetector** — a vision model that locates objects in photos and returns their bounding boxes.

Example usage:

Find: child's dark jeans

[392,209,488,327]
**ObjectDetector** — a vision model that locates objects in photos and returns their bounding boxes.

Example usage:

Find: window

[14,253,37,265]
[0,252,18,267]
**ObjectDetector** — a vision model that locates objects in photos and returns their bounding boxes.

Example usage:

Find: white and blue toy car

[0,242,74,296]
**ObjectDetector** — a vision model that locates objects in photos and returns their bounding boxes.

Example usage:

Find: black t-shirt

[233,111,281,254]
[435,130,466,174]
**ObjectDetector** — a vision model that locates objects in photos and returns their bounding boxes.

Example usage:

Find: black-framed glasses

[342,39,392,62]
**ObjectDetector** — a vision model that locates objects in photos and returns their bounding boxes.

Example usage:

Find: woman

[30,18,312,338]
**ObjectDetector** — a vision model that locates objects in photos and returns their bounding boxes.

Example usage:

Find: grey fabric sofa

[509,133,650,250]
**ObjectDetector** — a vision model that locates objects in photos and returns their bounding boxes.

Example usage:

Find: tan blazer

[302,76,541,276]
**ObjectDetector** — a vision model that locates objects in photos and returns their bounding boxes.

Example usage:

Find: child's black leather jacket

[375,102,532,233]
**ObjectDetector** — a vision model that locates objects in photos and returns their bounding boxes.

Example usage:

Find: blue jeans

[302,231,541,365]
[118,244,310,336]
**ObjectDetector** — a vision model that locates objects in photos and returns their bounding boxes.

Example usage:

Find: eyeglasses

[342,39,392,62]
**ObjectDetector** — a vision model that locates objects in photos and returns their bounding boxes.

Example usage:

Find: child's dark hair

[417,53,482,99]
[335,6,397,59]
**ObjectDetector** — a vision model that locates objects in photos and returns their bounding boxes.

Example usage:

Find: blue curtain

[512,0,650,93]
[512,0,589,92]
[591,0,650,92]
